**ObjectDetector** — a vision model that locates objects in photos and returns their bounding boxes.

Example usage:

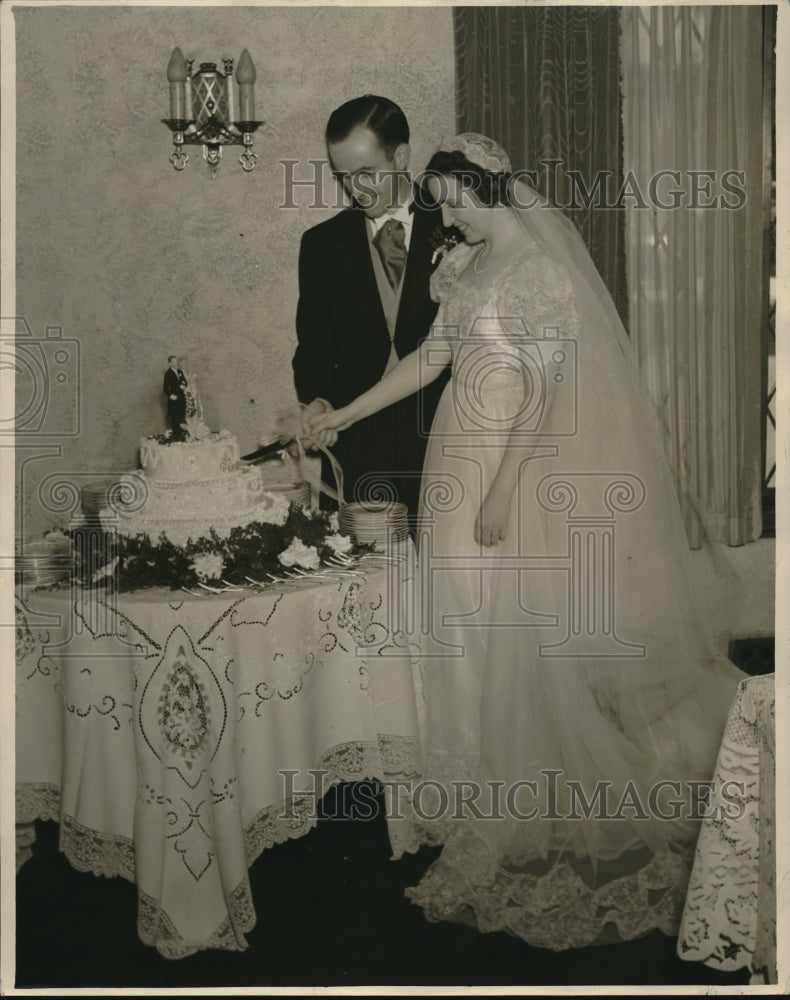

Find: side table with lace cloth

[677,673,776,983]
[15,541,422,959]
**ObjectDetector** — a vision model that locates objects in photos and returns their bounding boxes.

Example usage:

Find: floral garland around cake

[71,504,367,594]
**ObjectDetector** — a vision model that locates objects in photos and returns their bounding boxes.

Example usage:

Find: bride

[178,356,203,422]
[309,133,745,950]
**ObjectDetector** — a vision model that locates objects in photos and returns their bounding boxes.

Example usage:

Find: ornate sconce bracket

[162,48,263,176]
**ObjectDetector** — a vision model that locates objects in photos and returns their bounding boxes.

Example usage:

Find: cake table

[15,543,422,958]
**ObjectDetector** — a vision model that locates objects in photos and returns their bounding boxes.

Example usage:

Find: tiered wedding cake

[100,426,292,547]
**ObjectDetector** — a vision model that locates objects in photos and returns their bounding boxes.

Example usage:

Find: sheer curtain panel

[620,6,767,547]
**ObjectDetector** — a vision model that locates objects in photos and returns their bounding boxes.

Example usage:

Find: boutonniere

[430,225,464,265]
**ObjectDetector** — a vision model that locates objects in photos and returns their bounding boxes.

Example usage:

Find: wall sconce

[162,47,263,176]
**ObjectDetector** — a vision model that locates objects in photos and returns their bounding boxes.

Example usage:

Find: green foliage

[70,504,368,594]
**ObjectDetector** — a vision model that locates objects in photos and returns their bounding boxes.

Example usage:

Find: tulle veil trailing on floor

[398,134,745,950]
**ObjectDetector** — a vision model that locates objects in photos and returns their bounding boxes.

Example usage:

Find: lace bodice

[429,242,580,407]
[431,242,579,353]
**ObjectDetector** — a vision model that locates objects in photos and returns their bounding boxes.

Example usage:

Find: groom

[163,355,188,440]
[293,94,451,523]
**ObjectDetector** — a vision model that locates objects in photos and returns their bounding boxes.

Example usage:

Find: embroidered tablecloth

[16,546,422,958]
[677,673,776,983]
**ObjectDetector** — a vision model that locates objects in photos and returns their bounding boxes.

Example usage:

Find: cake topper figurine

[164,355,188,440]
[179,355,204,422]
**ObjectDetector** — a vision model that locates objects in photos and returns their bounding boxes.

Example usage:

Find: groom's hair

[325,95,409,158]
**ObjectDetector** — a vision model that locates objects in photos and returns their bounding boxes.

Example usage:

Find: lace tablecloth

[15,546,422,958]
[677,673,776,983]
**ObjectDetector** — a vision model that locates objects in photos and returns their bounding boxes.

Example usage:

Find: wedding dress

[403,161,745,950]
[182,373,201,421]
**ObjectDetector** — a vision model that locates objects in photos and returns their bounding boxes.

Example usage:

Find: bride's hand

[309,404,357,435]
[475,485,512,547]
[300,399,338,450]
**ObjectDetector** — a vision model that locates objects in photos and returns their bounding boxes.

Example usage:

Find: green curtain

[453,7,628,327]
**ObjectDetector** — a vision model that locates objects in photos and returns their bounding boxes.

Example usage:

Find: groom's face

[328,125,410,219]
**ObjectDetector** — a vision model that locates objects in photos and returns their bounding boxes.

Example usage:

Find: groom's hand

[301,398,339,450]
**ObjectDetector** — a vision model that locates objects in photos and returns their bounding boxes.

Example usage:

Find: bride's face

[426,175,489,245]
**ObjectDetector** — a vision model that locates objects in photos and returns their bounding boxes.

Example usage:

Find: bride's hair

[420,150,513,209]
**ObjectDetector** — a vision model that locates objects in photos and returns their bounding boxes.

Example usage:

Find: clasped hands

[300,398,356,451]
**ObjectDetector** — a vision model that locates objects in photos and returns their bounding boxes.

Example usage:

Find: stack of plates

[338,501,409,548]
[16,537,73,588]
[263,480,312,507]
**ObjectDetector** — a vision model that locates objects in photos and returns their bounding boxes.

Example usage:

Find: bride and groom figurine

[163,355,202,439]
[296,99,745,950]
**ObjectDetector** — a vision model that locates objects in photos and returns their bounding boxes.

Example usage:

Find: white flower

[326,532,353,555]
[328,512,340,532]
[190,551,225,582]
[279,538,320,571]
[92,556,119,583]
[181,416,212,441]
[259,492,290,526]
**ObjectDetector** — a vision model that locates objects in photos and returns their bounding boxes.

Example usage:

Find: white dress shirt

[367,195,414,251]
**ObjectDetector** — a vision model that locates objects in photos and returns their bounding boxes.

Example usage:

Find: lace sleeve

[499,251,579,340]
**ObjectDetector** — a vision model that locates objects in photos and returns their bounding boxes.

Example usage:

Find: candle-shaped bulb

[236,49,256,121]
[167,47,188,120]
[167,47,188,82]
[235,49,256,84]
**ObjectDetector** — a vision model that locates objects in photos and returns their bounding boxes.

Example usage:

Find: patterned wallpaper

[14,5,454,539]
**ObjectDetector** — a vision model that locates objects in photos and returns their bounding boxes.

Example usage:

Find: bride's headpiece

[438,133,512,174]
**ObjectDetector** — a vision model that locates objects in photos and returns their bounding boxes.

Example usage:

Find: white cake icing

[139,431,239,484]
[100,431,292,547]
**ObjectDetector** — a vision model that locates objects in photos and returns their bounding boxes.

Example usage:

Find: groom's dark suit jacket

[163,367,187,434]
[293,201,449,521]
